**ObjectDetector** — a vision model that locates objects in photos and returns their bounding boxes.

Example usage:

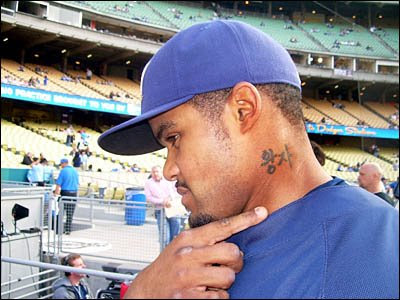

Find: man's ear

[227,81,262,133]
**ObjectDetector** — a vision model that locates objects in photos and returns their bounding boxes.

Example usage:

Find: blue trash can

[125,187,146,226]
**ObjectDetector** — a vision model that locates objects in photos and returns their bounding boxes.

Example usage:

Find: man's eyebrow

[156,121,177,141]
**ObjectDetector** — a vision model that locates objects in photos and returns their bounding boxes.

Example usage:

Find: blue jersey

[227,177,399,299]
[56,165,79,191]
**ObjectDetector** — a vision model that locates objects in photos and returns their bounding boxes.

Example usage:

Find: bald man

[358,162,395,206]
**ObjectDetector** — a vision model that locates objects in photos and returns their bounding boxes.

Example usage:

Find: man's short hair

[62,253,81,277]
[189,83,303,133]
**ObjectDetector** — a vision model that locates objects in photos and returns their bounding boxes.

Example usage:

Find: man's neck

[244,143,332,215]
[368,184,382,194]
[69,276,81,286]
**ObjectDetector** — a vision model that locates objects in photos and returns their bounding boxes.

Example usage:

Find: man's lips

[176,186,189,196]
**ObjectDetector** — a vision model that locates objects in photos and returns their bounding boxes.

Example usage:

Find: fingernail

[178,246,193,255]
[255,206,267,217]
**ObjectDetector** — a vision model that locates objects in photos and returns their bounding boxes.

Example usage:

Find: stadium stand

[24,63,106,100]
[71,1,174,29]
[301,101,339,124]
[148,1,219,30]
[322,145,398,182]
[2,59,72,94]
[7,117,167,172]
[99,75,141,103]
[364,101,399,126]
[303,98,360,126]
[231,14,325,52]
[66,69,135,103]
[373,27,399,52]
[2,58,143,104]
[330,99,391,128]
[298,21,396,58]
[0,148,24,168]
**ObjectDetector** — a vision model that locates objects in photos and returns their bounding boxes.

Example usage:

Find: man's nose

[163,151,179,181]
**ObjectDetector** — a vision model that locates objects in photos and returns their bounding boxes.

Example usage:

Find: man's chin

[188,213,216,228]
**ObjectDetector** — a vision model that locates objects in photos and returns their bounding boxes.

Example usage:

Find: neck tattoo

[260,144,292,174]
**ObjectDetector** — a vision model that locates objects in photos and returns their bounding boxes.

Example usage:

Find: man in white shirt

[145,165,183,247]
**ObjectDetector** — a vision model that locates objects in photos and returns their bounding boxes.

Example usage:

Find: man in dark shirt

[358,162,395,206]
[21,152,33,165]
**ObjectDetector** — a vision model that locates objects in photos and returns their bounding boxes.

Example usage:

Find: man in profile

[358,162,395,206]
[52,253,92,299]
[98,20,398,298]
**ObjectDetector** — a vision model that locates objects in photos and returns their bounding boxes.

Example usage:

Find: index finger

[180,206,268,248]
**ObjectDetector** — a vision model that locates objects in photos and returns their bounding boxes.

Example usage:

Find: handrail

[1,276,59,296]
[1,256,137,281]
[1,269,55,287]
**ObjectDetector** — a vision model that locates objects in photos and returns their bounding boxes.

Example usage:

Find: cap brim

[98,95,193,155]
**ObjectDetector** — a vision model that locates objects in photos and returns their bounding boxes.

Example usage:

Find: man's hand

[163,196,172,208]
[123,206,268,299]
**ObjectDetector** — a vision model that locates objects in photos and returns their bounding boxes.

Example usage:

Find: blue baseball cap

[98,20,301,155]
[60,158,69,165]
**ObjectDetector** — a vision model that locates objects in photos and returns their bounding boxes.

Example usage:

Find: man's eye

[166,134,179,145]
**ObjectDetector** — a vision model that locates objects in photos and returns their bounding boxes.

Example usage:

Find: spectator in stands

[86,68,92,80]
[358,162,395,206]
[321,117,326,123]
[69,144,78,157]
[28,76,36,87]
[61,74,73,82]
[54,158,79,235]
[65,125,74,146]
[18,65,24,72]
[393,160,399,171]
[382,177,392,195]
[80,150,88,171]
[130,163,140,172]
[98,20,398,299]
[145,166,182,247]
[357,120,366,126]
[336,164,344,171]
[52,253,93,299]
[370,144,380,157]
[42,159,54,185]
[390,177,399,201]
[43,75,48,86]
[78,130,89,149]
[21,152,33,165]
[72,151,82,168]
[28,157,45,186]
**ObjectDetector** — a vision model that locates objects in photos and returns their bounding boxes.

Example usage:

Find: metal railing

[1,256,136,299]
[50,196,169,263]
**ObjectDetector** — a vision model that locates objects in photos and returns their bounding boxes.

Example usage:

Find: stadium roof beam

[1,23,15,33]
[102,50,136,65]
[25,34,58,49]
[317,79,343,89]
[68,43,98,56]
